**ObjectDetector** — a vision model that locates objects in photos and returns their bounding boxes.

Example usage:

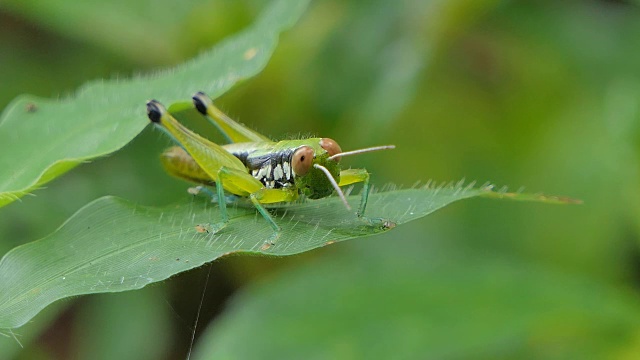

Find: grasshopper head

[293,138,342,200]
[293,138,395,210]
[291,138,395,209]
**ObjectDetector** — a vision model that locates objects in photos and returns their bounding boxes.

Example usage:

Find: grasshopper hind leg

[189,171,233,237]
[191,185,229,236]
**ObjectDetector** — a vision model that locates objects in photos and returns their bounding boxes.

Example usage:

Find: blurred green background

[1,0,640,359]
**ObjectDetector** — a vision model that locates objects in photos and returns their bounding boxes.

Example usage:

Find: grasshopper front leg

[338,168,370,217]
[338,168,394,230]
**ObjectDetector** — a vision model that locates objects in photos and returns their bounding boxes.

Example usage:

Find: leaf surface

[0,183,576,329]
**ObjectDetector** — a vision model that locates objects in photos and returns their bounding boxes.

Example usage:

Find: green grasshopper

[146,92,394,249]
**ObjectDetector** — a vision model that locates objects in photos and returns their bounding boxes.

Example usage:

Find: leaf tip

[481,188,582,205]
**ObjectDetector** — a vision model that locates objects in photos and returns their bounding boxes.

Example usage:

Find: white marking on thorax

[273,164,284,180]
[283,162,291,180]
[248,156,294,189]
[256,166,268,180]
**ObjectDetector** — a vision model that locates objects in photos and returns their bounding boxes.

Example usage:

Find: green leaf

[191,249,640,359]
[0,183,576,329]
[0,0,310,208]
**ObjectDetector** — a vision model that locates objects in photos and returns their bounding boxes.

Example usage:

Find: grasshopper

[146,92,394,249]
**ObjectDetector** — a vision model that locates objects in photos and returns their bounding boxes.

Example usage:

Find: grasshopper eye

[292,146,315,176]
[320,138,342,162]
[146,100,164,123]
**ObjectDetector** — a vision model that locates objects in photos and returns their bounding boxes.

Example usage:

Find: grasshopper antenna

[313,164,351,210]
[328,145,395,161]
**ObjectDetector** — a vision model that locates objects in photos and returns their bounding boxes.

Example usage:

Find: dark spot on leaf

[25,103,38,113]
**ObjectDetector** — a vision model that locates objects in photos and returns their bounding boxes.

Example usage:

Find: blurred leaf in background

[193,247,640,359]
[1,0,640,359]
